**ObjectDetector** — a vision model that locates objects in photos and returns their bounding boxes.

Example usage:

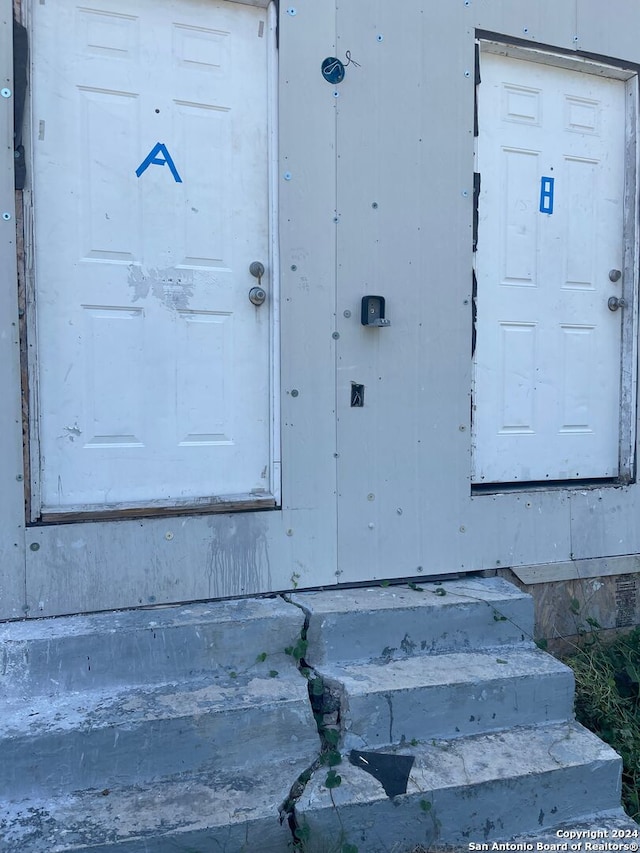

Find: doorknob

[608,295,626,311]
[249,261,266,306]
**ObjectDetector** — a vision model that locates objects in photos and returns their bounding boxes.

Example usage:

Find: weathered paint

[127,265,196,311]
[4,0,640,616]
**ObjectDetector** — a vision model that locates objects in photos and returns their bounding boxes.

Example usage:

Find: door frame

[21,0,281,522]
[473,39,640,489]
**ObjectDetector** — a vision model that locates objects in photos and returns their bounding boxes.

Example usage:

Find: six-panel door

[31,0,275,515]
[473,51,627,484]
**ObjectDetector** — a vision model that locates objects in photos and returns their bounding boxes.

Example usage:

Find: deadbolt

[250,261,265,281]
[608,296,626,311]
[609,269,622,282]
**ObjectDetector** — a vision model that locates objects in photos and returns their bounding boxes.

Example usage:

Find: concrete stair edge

[0,596,305,696]
[292,577,535,666]
[322,646,576,750]
[0,764,300,853]
[293,722,624,851]
[0,669,319,798]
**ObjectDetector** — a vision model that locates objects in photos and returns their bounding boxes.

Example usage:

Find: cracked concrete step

[0,597,303,696]
[0,766,296,853]
[294,721,623,853]
[325,646,574,750]
[0,668,319,799]
[292,577,533,666]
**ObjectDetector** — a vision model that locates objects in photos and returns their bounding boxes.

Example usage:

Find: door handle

[608,296,626,312]
[249,261,266,306]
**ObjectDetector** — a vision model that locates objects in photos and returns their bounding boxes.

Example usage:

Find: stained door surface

[31,0,275,515]
[473,51,627,484]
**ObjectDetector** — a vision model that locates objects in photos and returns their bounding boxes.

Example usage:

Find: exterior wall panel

[334,0,474,581]
[576,0,640,64]
[275,0,339,587]
[474,0,578,50]
[467,492,572,570]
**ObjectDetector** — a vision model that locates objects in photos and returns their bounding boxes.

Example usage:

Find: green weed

[565,626,640,822]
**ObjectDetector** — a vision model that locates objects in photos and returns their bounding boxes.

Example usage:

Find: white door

[473,51,629,485]
[30,0,276,516]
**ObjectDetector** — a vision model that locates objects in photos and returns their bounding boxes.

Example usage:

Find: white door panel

[473,52,628,484]
[31,0,275,512]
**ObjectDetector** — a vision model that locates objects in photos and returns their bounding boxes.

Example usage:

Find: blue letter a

[135,142,183,183]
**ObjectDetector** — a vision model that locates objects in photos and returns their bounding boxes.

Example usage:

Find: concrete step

[509,809,640,848]
[294,722,623,852]
[0,668,319,799]
[0,597,304,696]
[397,812,640,852]
[1,766,295,853]
[292,576,533,666]
[324,646,574,750]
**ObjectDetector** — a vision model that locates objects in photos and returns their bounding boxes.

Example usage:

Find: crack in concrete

[278,595,333,847]
[385,692,394,744]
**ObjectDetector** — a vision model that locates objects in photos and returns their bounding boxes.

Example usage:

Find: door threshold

[37,495,278,524]
[471,477,622,496]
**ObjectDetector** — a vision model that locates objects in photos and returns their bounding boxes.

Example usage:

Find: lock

[361,295,390,327]
[249,286,267,306]
[249,261,266,306]
[608,296,626,311]
[250,261,265,281]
